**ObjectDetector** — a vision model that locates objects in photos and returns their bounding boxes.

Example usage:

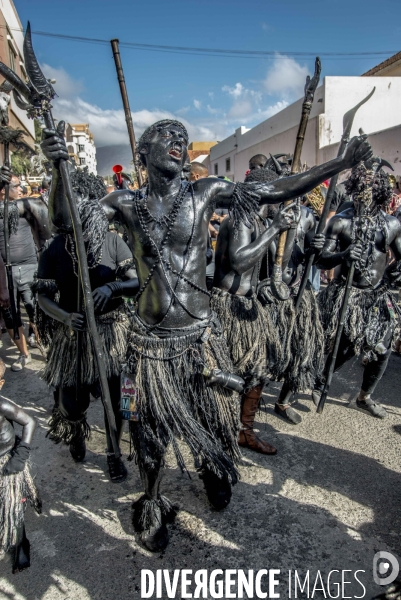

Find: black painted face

[145,125,188,174]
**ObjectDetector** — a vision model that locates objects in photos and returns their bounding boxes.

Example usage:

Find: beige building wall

[0,0,36,161]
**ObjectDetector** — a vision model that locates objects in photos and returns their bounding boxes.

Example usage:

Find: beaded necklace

[134,181,211,327]
[350,207,388,287]
[65,234,103,278]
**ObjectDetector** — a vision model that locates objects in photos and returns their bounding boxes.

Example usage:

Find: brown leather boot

[238,385,277,455]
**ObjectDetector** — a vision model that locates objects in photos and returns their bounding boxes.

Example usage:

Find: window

[225,158,231,173]
[78,145,85,152]
[79,158,86,165]
[8,45,16,72]
[214,163,218,175]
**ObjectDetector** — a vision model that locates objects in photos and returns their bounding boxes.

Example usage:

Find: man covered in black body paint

[33,167,138,482]
[211,166,295,454]
[256,164,326,426]
[41,117,372,552]
[315,158,401,418]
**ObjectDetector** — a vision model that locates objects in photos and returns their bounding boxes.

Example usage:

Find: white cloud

[264,54,309,100]
[193,99,202,110]
[222,82,244,98]
[40,63,219,145]
[207,104,219,115]
[176,106,190,115]
[261,22,270,31]
[41,63,84,98]
[227,99,253,120]
[52,96,218,147]
[208,92,214,99]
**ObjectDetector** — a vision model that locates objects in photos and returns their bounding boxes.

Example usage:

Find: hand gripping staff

[0,23,120,456]
[294,87,376,312]
[271,57,321,301]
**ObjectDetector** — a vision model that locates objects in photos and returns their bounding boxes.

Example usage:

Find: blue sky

[15,0,400,147]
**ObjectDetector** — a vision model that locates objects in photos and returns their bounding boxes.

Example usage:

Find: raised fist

[40,120,69,164]
[343,135,373,168]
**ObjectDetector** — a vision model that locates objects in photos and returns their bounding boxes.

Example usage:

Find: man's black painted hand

[0,165,12,186]
[66,312,86,331]
[272,202,297,233]
[3,442,30,475]
[347,241,363,262]
[92,285,113,312]
[344,135,373,168]
[310,233,325,252]
[40,120,68,164]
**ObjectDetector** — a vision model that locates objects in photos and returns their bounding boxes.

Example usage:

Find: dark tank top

[0,217,37,265]
[0,415,15,457]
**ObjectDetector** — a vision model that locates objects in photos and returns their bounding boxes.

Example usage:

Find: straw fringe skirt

[41,305,130,388]
[0,454,41,554]
[126,314,241,483]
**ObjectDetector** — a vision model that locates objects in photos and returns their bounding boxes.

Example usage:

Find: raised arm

[227,206,294,275]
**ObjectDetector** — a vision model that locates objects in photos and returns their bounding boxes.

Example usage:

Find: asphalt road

[0,331,400,600]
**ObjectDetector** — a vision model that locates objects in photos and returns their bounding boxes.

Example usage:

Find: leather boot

[238,385,277,455]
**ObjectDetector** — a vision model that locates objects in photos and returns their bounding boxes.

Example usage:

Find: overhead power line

[1,24,397,61]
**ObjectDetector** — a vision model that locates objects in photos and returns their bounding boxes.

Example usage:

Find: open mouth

[168,142,183,160]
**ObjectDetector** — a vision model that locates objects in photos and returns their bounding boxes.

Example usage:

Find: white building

[66,123,97,174]
[210,54,401,180]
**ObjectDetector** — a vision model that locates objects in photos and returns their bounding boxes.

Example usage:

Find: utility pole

[110,39,143,187]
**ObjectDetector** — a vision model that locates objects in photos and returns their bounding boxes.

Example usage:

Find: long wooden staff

[110,39,143,187]
[271,57,321,301]
[0,23,120,456]
[294,87,375,311]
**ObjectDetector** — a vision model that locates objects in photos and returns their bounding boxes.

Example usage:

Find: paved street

[0,331,400,599]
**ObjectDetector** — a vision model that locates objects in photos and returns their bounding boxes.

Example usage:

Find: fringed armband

[230,182,260,232]
[116,258,134,279]
[31,277,59,348]
[31,277,59,298]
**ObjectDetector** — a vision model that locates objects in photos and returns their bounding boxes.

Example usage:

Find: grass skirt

[318,280,401,360]
[126,313,241,483]
[0,453,41,554]
[261,286,324,392]
[210,289,275,389]
[41,304,130,388]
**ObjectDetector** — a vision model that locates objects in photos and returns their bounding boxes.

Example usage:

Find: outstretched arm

[211,135,372,209]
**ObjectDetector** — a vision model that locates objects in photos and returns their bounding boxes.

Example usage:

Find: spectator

[189,161,208,182]
[0,176,38,369]
[249,154,267,172]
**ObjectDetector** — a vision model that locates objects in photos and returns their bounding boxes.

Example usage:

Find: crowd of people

[0,116,399,593]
